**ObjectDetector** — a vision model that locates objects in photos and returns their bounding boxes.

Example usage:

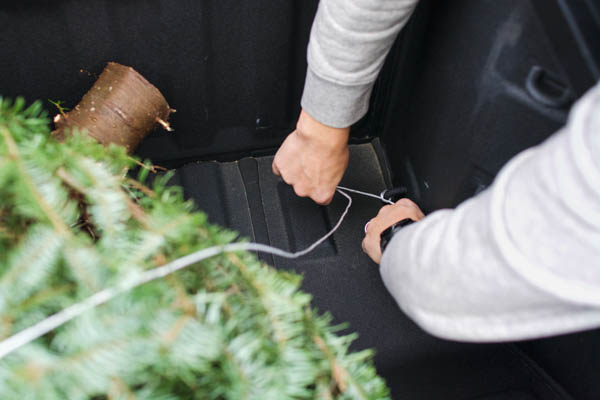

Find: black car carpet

[170,140,570,400]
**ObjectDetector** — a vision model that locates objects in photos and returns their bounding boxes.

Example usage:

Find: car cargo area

[1,0,599,398]
[167,141,571,399]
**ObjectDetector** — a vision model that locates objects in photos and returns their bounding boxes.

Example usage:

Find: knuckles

[313,191,334,205]
[396,198,418,209]
[361,237,369,253]
[377,205,393,216]
[293,186,309,198]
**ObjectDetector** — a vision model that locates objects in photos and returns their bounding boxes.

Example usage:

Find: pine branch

[0,98,390,400]
[0,126,70,236]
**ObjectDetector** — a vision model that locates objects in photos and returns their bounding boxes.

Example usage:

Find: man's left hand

[362,199,425,264]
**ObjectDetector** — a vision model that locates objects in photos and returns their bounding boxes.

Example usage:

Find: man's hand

[362,199,425,264]
[272,109,350,205]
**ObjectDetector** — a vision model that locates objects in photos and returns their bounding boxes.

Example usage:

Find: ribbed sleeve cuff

[301,68,374,128]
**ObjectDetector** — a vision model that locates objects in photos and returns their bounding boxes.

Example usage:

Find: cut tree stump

[53,62,173,152]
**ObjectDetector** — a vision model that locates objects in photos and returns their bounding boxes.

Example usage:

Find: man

[272,0,600,341]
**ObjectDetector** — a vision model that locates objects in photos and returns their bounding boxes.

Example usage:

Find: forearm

[380,83,600,342]
[302,0,419,127]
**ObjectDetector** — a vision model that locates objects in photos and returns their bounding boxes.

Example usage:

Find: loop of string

[0,186,388,359]
[336,185,394,205]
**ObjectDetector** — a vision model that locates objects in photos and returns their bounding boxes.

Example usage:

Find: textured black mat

[172,141,569,400]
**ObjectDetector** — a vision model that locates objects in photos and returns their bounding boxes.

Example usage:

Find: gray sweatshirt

[303,0,600,342]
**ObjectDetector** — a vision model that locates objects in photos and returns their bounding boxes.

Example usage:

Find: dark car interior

[2,0,599,398]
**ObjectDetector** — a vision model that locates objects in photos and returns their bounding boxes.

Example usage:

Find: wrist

[296,109,349,150]
[380,218,415,253]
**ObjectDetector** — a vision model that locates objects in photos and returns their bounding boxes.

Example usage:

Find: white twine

[336,185,394,205]
[0,186,387,359]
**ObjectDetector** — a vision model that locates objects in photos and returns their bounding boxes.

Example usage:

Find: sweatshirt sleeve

[380,82,600,342]
[301,0,419,128]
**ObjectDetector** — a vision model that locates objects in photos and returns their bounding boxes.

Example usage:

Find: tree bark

[53,62,172,152]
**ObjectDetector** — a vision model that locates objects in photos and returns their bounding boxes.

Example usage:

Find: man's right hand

[272,109,350,205]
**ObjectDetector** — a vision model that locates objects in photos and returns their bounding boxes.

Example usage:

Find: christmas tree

[0,96,389,399]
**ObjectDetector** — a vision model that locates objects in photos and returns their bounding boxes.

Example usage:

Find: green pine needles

[0,97,389,399]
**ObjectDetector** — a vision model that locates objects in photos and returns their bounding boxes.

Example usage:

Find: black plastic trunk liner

[170,141,569,400]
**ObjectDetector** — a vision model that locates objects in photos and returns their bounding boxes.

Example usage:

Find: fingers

[395,198,414,206]
[272,159,280,176]
[395,198,423,218]
[278,168,320,202]
[291,182,334,205]
[275,168,340,205]
[377,205,393,216]
[272,132,292,178]
[293,184,310,198]
[361,198,425,264]
[375,198,425,222]
[361,235,382,264]
[273,141,336,204]
[312,187,335,205]
[271,124,348,206]
[362,217,383,264]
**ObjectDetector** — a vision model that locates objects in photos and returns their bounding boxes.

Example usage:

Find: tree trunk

[53,62,172,153]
